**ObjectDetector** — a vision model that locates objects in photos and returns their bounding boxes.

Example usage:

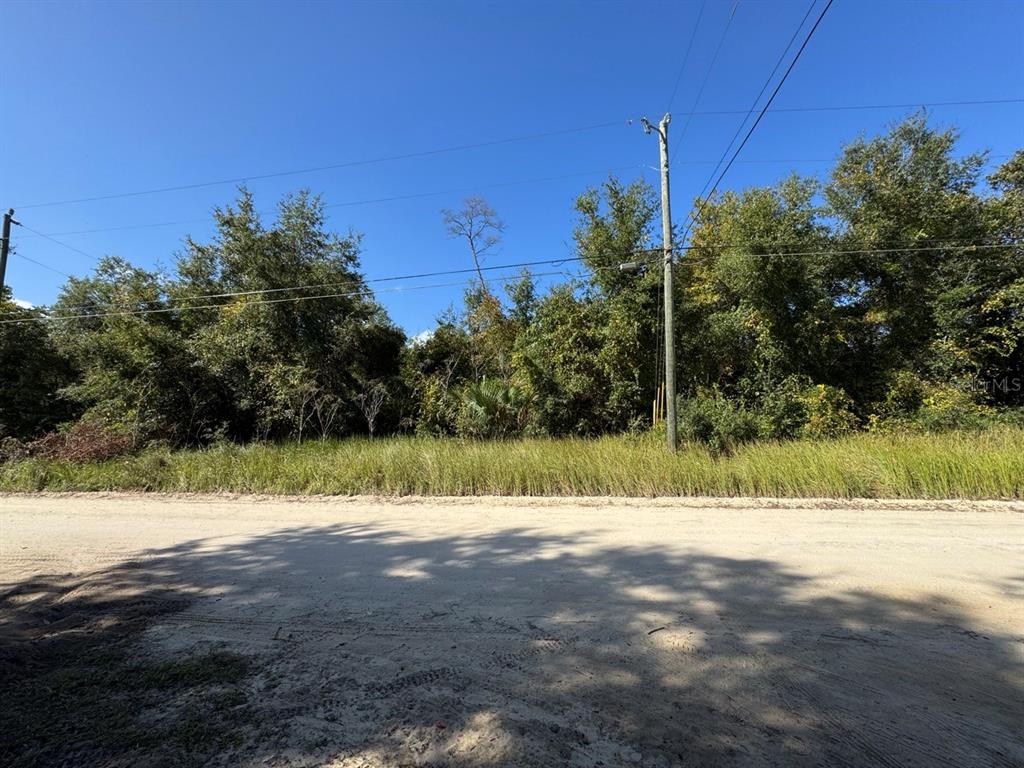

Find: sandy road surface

[2,494,1023,767]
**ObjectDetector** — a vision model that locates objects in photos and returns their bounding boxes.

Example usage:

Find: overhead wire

[5,224,95,279]
[7,164,641,281]
[0,249,667,319]
[19,148,1017,242]
[5,242,1015,322]
[13,252,73,279]
[12,97,1020,214]
[10,94,1017,282]
[13,142,1012,282]
[679,0,835,245]
[676,152,1012,166]
[665,0,708,114]
[705,97,1024,116]
[14,120,631,210]
[16,165,642,241]
[0,269,573,325]
[675,241,1020,269]
[678,0,818,184]
[15,223,96,261]
[670,0,741,165]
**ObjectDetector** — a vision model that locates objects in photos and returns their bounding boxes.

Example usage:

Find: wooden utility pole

[0,209,14,291]
[641,115,677,452]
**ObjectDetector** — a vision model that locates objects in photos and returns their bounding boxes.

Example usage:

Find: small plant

[457,378,532,439]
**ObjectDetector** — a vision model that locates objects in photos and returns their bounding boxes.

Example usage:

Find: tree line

[2,116,1022,453]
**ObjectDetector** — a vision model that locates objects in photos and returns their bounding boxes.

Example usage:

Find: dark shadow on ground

[2,522,1022,767]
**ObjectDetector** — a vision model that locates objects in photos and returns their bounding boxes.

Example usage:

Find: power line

[14,120,629,210]
[704,97,1024,116]
[0,269,576,325]
[665,0,707,114]
[680,0,818,183]
[9,165,638,281]
[680,0,834,244]
[12,97,1018,219]
[16,164,641,241]
[5,241,1012,320]
[19,150,1014,243]
[676,152,1012,166]
[15,223,96,261]
[677,241,1019,269]
[9,240,1015,324]
[0,249,666,318]
[5,223,97,279]
[670,0,740,165]
[18,219,203,240]
[13,253,73,279]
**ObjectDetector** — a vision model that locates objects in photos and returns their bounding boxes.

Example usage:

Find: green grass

[3,429,1024,498]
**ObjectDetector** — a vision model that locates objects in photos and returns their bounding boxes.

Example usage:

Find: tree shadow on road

[2,520,1022,767]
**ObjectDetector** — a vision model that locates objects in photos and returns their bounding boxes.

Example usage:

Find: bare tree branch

[356,380,389,437]
[441,197,504,290]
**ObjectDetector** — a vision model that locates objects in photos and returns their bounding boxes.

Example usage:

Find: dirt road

[2,494,1022,767]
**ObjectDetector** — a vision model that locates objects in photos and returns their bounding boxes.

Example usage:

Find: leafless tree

[357,380,389,437]
[286,380,340,443]
[310,391,341,441]
[292,381,317,444]
[441,197,504,290]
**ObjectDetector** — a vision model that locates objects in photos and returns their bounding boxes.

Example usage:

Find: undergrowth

[2,428,1023,498]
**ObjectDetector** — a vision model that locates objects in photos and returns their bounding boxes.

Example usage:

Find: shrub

[881,370,928,416]
[751,375,812,440]
[801,384,859,439]
[912,385,989,432]
[456,378,532,439]
[676,390,760,454]
[26,420,135,463]
[0,436,29,464]
[869,373,991,433]
[415,376,461,436]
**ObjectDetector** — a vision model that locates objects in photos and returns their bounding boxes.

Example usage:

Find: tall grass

[2,429,1023,498]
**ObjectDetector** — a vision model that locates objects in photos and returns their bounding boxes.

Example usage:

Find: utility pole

[0,209,14,292]
[641,114,677,452]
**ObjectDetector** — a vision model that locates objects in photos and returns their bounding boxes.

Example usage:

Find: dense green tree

[684,175,836,397]
[175,189,405,440]
[822,116,991,397]
[49,258,227,444]
[506,269,538,328]
[517,283,610,435]
[47,190,404,444]
[0,290,75,439]
[928,150,1024,404]
[683,117,1023,419]
[400,315,474,435]
[534,177,662,432]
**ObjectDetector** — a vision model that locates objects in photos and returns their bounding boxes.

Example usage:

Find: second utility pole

[642,114,677,452]
[0,209,14,292]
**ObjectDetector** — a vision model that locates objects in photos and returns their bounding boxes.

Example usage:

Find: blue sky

[3,0,1022,333]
